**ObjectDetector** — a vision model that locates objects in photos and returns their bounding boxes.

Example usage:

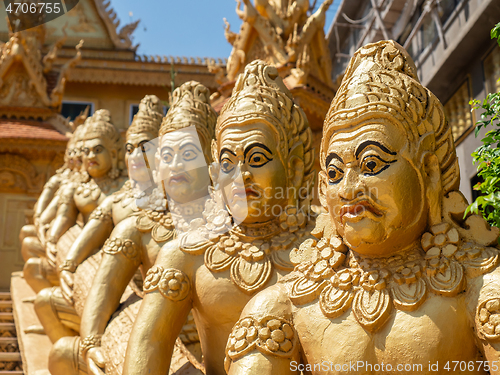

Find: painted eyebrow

[355,141,396,159]
[160,146,173,154]
[219,147,236,159]
[180,142,202,152]
[325,153,343,167]
[244,143,272,158]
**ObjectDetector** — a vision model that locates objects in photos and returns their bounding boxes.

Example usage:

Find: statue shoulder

[225,283,297,372]
[109,215,142,240]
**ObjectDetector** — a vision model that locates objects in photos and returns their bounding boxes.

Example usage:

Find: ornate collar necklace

[76,175,118,200]
[286,223,499,332]
[181,204,314,295]
[169,199,206,233]
[135,208,175,243]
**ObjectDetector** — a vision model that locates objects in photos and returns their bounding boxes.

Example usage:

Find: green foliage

[492,22,500,47]
[464,24,500,227]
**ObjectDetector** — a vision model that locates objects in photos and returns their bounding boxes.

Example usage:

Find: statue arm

[64,196,114,267]
[467,263,500,373]
[34,174,62,219]
[45,186,79,244]
[226,284,300,375]
[123,240,193,375]
[37,194,60,241]
[79,218,143,340]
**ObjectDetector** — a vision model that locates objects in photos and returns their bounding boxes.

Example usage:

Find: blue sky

[110,0,340,60]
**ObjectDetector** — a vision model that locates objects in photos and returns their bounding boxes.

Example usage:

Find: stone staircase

[0,292,23,375]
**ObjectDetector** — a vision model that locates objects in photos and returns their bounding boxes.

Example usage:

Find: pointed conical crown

[321,40,459,193]
[159,81,216,153]
[82,109,122,152]
[218,60,315,205]
[126,95,163,138]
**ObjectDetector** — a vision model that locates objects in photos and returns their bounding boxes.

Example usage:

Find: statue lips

[340,198,383,223]
[231,184,260,200]
[128,161,146,170]
[87,160,99,168]
[169,174,190,185]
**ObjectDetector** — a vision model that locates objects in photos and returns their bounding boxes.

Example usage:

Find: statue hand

[46,242,57,265]
[60,270,74,304]
[86,347,105,375]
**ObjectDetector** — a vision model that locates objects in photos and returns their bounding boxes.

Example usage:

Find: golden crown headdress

[321,40,459,194]
[218,60,315,205]
[127,95,164,138]
[82,109,122,151]
[159,81,216,156]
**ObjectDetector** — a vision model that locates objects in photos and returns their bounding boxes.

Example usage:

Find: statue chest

[111,203,136,226]
[293,295,484,374]
[193,264,268,326]
[192,264,281,375]
[75,193,104,220]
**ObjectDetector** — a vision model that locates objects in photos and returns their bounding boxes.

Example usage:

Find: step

[0,292,11,301]
[0,313,14,322]
[0,352,22,361]
[0,322,16,331]
[0,337,18,344]
[0,372,23,375]
[0,301,12,311]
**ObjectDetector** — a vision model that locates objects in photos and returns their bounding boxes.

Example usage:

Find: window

[443,79,473,141]
[129,103,169,125]
[438,0,461,25]
[484,46,500,95]
[61,101,94,121]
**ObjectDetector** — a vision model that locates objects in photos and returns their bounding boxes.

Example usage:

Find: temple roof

[0,119,68,141]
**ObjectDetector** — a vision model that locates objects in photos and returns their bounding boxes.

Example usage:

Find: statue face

[323,122,427,255]
[82,138,113,178]
[218,122,287,224]
[66,146,76,169]
[157,127,210,204]
[74,140,84,171]
[125,132,156,183]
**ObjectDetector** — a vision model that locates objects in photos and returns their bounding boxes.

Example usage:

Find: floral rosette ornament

[143,266,190,302]
[224,316,297,372]
[135,209,175,243]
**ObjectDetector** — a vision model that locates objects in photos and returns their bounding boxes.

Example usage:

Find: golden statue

[20,121,86,262]
[24,109,127,293]
[123,60,316,375]
[225,0,334,87]
[224,41,500,374]
[33,96,164,343]
[48,81,217,375]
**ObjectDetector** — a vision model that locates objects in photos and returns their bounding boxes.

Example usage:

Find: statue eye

[94,145,104,154]
[126,145,134,154]
[162,152,172,164]
[248,152,271,168]
[140,143,150,153]
[221,157,234,173]
[327,165,343,184]
[361,155,393,175]
[183,149,197,161]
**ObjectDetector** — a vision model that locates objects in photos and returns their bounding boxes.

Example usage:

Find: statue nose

[339,168,364,201]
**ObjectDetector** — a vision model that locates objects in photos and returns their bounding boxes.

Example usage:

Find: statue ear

[211,139,218,164]
[318,170,328,210]
[209,162,221,189]
[287,143,305,189]
[422,152,442,226]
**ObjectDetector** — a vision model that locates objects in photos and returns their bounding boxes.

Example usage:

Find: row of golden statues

[19,40,500,375]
